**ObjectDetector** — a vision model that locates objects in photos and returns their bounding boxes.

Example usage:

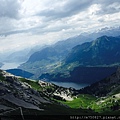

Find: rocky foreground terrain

[0,68,120,119]
[0,69,91,119]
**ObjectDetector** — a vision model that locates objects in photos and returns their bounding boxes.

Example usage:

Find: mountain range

[18,27,120,79]
[38,35,120,84]
[4,34,118,85]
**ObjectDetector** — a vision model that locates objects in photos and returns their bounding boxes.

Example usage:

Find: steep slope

[57,68,120,115]
[0,70,50,109]
[0,69,96,119]
[65,36,120,66]
[79,67,120,97]
[27,47,59,62]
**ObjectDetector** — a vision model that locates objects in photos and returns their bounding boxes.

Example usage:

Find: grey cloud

[96,0,120,6]
[98,18,105,23]
[94,0,120,15]
[97,7,120,15]
[37,0,120,20]
[37,0,93,19]
[0,0,21,19]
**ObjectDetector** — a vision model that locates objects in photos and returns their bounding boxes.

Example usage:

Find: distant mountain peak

[65,35,120,66]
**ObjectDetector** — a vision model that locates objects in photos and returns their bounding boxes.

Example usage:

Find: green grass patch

[90,96,120,113]
[62,94,96,109]
[19,78,42,91]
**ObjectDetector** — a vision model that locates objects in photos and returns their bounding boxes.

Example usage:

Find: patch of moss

[19,78,42,91]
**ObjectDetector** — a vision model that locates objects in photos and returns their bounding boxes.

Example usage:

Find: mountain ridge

[38,35,120,84]
[65,35,120,66]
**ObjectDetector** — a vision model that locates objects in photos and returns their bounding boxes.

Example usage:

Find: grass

[61,94,96,109]
[0,73,5,82]
[18,78,55,93]
[19,78,42,91]
[57,93,120,115]
[18,78,120,115]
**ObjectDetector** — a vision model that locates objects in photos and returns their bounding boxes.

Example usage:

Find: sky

[0,0,120,53]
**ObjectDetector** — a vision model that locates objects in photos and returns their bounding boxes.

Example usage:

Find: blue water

[0,62,23,70]
[51,81,88,90]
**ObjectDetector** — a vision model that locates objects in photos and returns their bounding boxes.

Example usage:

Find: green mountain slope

[65,36,120,66]
[19,35,120,82]
[39,35,120,83]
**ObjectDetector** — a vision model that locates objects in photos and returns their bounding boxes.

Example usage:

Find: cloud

[37,0,93,20]
[0,0,120,55]
[0,0,22,34]
[94,0,120,15]
[0,0,21,19]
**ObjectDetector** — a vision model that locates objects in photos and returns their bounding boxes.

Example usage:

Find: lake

[0,62,23,70]
[51,81,88,90]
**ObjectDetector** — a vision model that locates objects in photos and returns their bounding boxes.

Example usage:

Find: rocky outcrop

[38,79,78,101]
[0,70,50,114]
